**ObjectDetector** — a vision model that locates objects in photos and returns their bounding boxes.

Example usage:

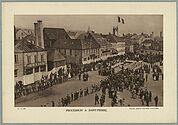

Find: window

[34,55,38,63]
[41,54,44,62]
[14,55,18,63]
[64,49,66,54]
[26,68,33,75]
[40,65,46,72]
[88,57,90,60]
[27,55,31,64]
[84,58,87,61]
[14,69,18,77]
[35,66,39,72]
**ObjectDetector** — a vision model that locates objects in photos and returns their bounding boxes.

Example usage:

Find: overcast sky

[15,15,163,36]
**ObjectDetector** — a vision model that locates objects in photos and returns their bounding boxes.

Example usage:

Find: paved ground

[15,70,106,107]
[68,72,163,107]
[15,62,163,107]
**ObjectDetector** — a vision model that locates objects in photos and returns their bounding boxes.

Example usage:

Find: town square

[14,15,163,107]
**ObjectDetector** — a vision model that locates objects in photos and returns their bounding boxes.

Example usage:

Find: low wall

[15,65,67,85]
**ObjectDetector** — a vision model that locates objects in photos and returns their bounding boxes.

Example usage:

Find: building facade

[14,40,47,85]
[44,28,101,65]
[104,34,126,55]
[14,47,24,83]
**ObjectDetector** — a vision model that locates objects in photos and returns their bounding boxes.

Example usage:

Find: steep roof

[77,32,89,39]
[81,39,100,49]
[52,39,82,50]
[89,33,111,47]
[15,40,45,52]
[43,27,70,40]
[52,38,100,50]
[23,34,35,42]
[47,49,65,62]
[14,46,23,53]
[67,31,85,39]
[130,33,149,40]
[104,34,127,43]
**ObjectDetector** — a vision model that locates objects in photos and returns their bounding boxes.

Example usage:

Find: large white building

[103,34,125,55]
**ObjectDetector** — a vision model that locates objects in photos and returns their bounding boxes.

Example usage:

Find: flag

[122,18,125,24]
[118,16,121,22]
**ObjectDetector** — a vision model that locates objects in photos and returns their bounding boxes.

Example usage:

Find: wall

[59,49,82,64]
[14,52,24,84]
[82,48,100,64]
[14,50,48,85]
[24,51,47,66]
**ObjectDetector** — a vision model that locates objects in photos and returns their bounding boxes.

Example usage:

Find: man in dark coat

[95,94,99,105]
[149,91,152,102]
[78,71,81,80]
[145,73,148,82]
[51,101,55,107]
[154,96,158,107]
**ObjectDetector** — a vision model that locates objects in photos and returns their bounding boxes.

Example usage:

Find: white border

[2,2,177,123]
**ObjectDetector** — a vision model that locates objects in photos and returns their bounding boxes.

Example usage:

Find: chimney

[160,32,163,38]
[34,23,38,46]
[37,20,44,48]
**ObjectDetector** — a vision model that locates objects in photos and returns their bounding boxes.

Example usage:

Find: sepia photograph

[2,2,177,123]
[14,15,163,107]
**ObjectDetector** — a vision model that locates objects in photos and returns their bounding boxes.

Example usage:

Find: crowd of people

[15,52,163,107]
[40,83,100,107]
[98,62,161,107]
[15,69,69,99]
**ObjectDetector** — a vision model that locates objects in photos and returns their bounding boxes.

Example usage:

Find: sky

[15,15,163,36]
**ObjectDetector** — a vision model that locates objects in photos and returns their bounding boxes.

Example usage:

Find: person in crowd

[80,89,83,97]
[58,99,62,107]
[154,96,159,107]
[111,98,115,107]
[145,73,148,82]
[67,94,71,105]
[149,91,152,102]
[95,94,99,105]
[71,93,74,101]
[51,101,55,107]
[100,96,104,107]
[78,71,81,80]
[141,95,145,106]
